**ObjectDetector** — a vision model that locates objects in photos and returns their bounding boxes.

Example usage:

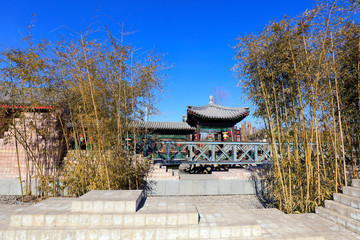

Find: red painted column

[153,133,156,150]
[196,122,200,141]
[232,126,235,142]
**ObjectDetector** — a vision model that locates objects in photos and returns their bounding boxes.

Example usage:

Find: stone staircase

[316,179,360,234]
[0,190,262,239]
[146,164,180,180]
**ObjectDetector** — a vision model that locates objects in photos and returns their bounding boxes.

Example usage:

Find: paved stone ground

[183,195,265,209]
[1,193,360,239]
[0,194,266,209]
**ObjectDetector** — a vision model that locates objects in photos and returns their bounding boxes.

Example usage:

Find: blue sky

[0,0,317,128]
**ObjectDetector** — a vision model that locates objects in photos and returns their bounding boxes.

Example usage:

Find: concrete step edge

[333,193,360,210]
[9,212,200,227]
[71,196,144,213]
[316,206,360,234]
[325,200,360,221]
[352,179,360,188]
[2,222,261,230]
[0,223,263,239]
[343,186,360,198]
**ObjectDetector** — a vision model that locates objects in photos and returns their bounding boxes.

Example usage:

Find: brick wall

[0,112,61,180]
[0,139,28,179]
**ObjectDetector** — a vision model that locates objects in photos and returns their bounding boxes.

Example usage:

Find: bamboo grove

[234,0,360,213]
[0,25,166,197]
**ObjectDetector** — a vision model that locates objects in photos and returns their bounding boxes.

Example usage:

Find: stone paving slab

[196,202,258,226]
[0,224,262,240]
[291,213,360,240]
[72,190,144,213]
[8,212,199,227]
[248,208,360,240]
[79,190,143,201]
[0,205,29,227]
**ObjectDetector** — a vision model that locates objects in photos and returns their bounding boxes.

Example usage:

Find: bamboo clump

[234,0,360,213]
[0,24,165,197]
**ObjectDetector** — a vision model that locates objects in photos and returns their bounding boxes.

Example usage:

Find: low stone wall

[145,178,263,196]
[0,179,38,195]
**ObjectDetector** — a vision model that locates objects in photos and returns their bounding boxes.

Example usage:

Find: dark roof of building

[0,87,61,108]
[136,121,196,131]
[187,96,250,121]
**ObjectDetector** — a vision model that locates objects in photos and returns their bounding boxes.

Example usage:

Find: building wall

[0,112,61,181]
[0,138,27,179]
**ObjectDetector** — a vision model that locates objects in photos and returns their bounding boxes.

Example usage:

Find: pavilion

[139,96,249,142]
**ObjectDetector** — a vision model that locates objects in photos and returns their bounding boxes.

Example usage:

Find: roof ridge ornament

[209,95,213,104]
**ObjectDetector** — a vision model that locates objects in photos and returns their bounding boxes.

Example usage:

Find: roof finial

[209,95,213,104]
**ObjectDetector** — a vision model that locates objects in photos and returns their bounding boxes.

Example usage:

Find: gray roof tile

[187,103,249,120]
[136,121,196,131]
[0,87,61,107]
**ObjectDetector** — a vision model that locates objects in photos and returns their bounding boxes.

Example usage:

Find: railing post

[233,145,237,162]
[254,145,258,162]
[189,144,193,161]
[211,143,215,162]
[166,143,170,161]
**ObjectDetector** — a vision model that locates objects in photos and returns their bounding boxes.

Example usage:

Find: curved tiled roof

[136,121,196,131]
[187,103,249,121]
[0,87,61,108]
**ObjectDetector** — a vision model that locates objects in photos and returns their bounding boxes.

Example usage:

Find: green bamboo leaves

[0,25,166,197]
[234,1,360,213]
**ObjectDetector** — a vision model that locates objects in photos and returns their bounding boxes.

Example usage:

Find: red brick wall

[0,112,61,180]
[0,139,28,179]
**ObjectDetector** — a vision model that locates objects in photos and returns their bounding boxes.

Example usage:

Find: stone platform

[1,189,360,239]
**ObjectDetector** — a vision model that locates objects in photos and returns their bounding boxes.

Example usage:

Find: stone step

[9,195,199,228]
[151,167,169,172]
[147,175,178,179]
[343,186,360,198]
[353,179,360,188]
[153,164,162,169]
[228,169,253,176]
[0,223,262,239]
[316,206,360,235]
[148,172,174,177]
[325,200,360,221]
[72,190,144,213]
[9,211,199,227]
[334,193,360,210]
